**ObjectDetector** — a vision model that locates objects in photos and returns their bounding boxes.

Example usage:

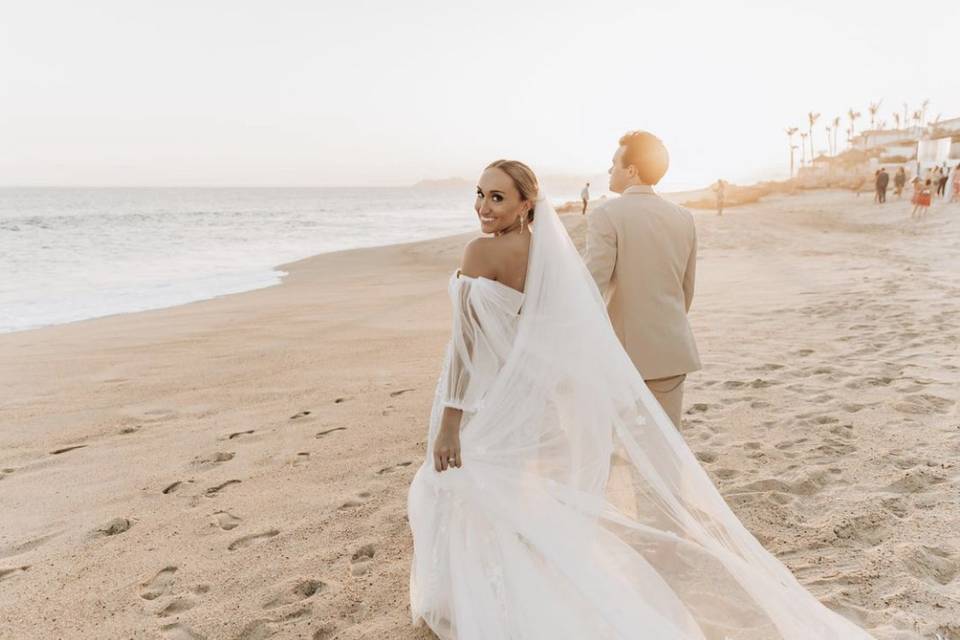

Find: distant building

[845,117,960,172]
[919,117,960,170]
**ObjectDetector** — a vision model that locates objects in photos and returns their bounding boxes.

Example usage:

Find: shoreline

[1,187,707,337]
[2,189,959,638]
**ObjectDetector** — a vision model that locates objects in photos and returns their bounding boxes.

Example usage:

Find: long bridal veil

[409,195,876,639]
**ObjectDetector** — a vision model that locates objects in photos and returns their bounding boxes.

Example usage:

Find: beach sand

[1,190,958,639]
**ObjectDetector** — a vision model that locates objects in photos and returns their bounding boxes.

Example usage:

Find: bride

[407,160,877,639]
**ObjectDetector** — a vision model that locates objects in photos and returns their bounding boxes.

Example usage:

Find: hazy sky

[2,0,958,190]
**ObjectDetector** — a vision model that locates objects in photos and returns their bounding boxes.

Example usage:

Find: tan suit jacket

[585,184,701,380]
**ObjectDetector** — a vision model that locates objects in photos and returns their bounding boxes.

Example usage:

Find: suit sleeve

[682,219,697,312]
[585,207,617,295]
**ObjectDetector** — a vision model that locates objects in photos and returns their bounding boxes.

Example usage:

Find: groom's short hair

[618,130,669,185]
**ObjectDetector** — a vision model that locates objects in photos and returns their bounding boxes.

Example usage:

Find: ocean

[0,186,581,334]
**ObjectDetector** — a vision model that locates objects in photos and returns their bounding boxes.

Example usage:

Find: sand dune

[1,190,958,639]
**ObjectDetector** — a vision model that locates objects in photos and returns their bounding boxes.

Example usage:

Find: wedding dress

[407,196,877,639]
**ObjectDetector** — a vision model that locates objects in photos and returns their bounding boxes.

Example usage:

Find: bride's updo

[485,159,539,222]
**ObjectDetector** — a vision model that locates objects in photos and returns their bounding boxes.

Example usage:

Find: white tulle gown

[407,196,878,640]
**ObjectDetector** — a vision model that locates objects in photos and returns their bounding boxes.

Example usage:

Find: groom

[585,130,701,428]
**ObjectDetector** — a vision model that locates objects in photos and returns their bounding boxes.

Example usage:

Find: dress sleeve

[440,275,485,412]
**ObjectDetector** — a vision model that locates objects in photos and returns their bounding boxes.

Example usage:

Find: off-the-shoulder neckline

[454,269,525,297]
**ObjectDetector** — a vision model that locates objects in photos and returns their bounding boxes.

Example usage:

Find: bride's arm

[434,240,495,472]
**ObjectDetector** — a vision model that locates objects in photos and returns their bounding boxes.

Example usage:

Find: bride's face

[475,168,528,234]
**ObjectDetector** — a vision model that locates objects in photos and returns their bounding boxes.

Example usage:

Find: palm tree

[868,100,883,129]
[920,99,930,125]
[785,127,799,176]
[807,112,820,163]
[902,102,909,129]
[800,132,808,166]
[847,108,861,138]
[832,116,840,154]
[893,112,901,130]
[912,110,923,127]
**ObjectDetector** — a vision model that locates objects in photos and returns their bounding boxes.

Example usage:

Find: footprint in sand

[811,441,857,458]
[237,609,313,640]
[119,425,142,435]
[893,394,955,415]
[290,410,312,420]
[333,397,347,404]
[205,479,242,497]
[830,511,889,546]
[696,451,717,464]
[50,444,87,455]
[228,529,280,551]
[755,363,785,372]
[686,403,710,414]
[0,565,30,583]
[262,578,326,609]
[191,451,235,471]
[712,468,740,481]
[316,427,347,438]
[91,517,134,538]
[227,430,256,440]
[157,596,198,617]
[376,461,414,475]
[774,437,808,451]
[845,376,894,390]
[881,496,910,519]
[840,402,871,413]
[163,480,186,495]
[898,544,959,586]
[350,543,376,576]
[828,424,855,439]
[140,566,179,601]
[884,468,947,493]
[339,491,372,510]
[160,622,206,640]
[313,623,338,640]
[213,510,242,531]
[389,388,414,397]
[292,451,312,467]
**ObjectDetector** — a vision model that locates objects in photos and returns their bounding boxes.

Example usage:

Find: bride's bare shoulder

[459,236,499,280]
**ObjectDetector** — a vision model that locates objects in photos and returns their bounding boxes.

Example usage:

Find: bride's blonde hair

[486,159,539,222]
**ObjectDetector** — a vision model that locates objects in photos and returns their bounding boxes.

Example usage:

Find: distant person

[927,166,940,193]
[893,167,907,198]
[876,167,889,203]
[580,182,590,215]
[910,177,922,218]
[712,178,727,216]
[950,163,960,203]
[911,178,931,218]
[937,165,949,198]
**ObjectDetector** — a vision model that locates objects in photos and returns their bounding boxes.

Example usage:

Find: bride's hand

[433,409,463,472]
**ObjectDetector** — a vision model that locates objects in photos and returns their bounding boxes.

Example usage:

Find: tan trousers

[644,374,685,429]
